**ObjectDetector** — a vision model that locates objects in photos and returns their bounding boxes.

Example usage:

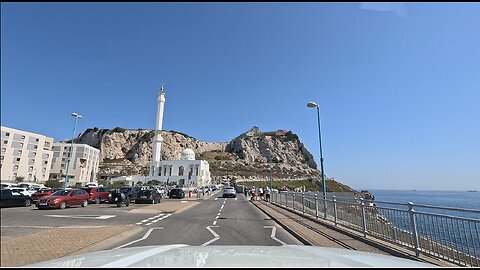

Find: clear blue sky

[2,3,479,191]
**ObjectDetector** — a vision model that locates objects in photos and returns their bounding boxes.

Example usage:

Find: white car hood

[26,245,436,267]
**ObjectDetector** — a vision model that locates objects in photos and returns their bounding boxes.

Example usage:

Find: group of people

[245,186,271,202]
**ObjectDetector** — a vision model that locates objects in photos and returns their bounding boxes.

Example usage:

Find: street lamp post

[266,148,273,202]
[64,112,82,188]
[307,102,327,219]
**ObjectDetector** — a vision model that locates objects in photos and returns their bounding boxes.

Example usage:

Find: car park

[81,187,111,204]
[222,186,236,198]
[36,189,89,209]
[0,189,32,207]
[135,189,162,204]
[169,188,185,199]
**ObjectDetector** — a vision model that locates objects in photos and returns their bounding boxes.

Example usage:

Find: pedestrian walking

[258,187,264,201]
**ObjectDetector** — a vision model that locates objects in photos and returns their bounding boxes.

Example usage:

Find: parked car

[222,186,236,198]
[7,187,35,197]
[118,186,142,201]
[81,187,111,204]
[36,189,89,209]
[135,189,162,204]
[169,188,185,199]
[0,189,32,207]
[31,188,62,203]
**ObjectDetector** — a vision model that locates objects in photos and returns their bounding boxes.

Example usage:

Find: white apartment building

[1,126,54,183]
[49,142,100,187]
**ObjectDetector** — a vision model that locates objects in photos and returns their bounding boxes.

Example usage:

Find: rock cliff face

[75,126,320,180]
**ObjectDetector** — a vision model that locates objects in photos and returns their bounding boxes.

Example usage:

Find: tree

[44,179,63,188]
[147,180,160,186]
[15,176,25,183]
[108,180,128,189]
[98,179,108,187]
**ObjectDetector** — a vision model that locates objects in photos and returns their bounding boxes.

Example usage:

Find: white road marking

[45,215,115,220]
[264,226,287,245]
[107,244,187,267]
[214,198,218,201]
[213,220,217,225]
[145,213,172,226]
[113,227,164,249]
[201,226,220,246]
[220,205,224,209]
[235,198,237,200]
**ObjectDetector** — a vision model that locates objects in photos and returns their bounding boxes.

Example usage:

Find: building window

[35,138,39,142]
[44,142,50,147]
[5,132,9,137]
[1,148,5,152]
[18,150,22,154]
[14,165,19,170]
[3,140,8,144]
[0,156,4,161]
[178,166,184,176]
[196,167,199,176]
[169,167,172,176]
[21,135,25,139]
[19,143,23,147]
[44,160,48,165]
[34,145,38,149]
[164,167,167,176]
[33,152,36,156]
[16,157,20,162]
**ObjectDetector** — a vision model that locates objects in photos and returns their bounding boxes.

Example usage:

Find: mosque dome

[180,148,196,160]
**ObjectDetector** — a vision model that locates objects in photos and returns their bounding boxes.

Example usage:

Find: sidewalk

[0,198,202,267]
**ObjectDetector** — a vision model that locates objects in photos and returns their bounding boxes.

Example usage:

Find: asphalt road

[1,190,302,248]
[113,193,302,248]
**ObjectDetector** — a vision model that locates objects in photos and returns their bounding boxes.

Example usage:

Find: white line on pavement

[213,220,217,225]
[201,226,220,246]
[113,227,164,249]
[264,226,287,245]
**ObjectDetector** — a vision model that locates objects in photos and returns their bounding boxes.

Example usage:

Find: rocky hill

[74,126,321,181]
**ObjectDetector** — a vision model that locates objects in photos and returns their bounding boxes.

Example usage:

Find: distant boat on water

[466,190,478,192]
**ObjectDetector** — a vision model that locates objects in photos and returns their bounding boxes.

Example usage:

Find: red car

[81,187,111,204]
[31,188,62,203]
[36,189,89,209]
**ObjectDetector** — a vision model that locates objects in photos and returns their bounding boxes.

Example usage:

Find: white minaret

[150,85,165,177]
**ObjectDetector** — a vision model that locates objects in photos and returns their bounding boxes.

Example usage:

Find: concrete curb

[250,200,313,246]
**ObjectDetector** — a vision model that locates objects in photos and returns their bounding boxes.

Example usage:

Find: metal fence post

[302,192,305,214]
[315,193,318,219]
[333,195,337,226]
[360,198,367,237]
[408,202,421,258]
[293,192,295,210]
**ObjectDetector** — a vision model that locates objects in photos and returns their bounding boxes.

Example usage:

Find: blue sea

[368,189,480,211]
[367,190,480,260]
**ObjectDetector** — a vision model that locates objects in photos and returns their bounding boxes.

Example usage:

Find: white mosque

[110,85,211,188]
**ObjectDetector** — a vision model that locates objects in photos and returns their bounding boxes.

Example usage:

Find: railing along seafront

[271,191,480,267]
